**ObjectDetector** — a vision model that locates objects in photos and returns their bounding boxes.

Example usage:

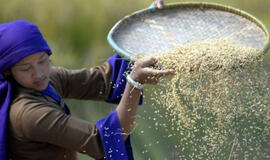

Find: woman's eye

[21,67,31,72]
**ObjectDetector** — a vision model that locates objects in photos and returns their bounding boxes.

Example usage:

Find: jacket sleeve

[106,53,143,105]
[16,100,105,159]
[49,61,112,100]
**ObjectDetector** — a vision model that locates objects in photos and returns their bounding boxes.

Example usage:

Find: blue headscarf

[0,20,52,160]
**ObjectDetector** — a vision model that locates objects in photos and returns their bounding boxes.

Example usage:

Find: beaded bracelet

[126,75,144,90]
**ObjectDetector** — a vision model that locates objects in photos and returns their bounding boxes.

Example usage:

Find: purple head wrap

[0,20,134,160]
[0,20,52,160]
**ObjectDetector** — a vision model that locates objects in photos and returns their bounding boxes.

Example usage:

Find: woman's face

[11,51,51,91]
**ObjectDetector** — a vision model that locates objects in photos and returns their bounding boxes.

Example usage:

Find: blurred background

[1,0,269,159]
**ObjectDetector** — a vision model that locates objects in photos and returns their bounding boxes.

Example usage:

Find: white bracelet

[126,75,144,90]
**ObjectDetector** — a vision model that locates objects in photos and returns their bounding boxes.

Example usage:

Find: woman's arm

[116,58,174,139]
[10,99,106,159]
[49,62,112,100]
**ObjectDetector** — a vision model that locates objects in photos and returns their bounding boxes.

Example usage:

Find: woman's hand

[151,0,164,9]
[130,58,174,85]
[117,57,173,138]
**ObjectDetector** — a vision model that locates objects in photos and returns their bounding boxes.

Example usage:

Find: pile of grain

[134,38,270,159]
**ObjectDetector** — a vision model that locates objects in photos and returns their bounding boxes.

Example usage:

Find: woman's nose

[32,66,43,78]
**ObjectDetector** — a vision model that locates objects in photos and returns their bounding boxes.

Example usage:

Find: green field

[1,0,269,159]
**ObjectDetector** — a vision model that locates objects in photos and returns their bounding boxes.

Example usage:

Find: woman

[0,1,172,160]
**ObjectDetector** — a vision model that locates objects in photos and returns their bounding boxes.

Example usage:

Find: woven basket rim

[107,2,270,59]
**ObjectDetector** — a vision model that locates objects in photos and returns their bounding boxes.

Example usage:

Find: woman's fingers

[131,57,174,84]
[143,68,175,84]
[145,68,175,76]
[152,0,164,9]
[139,57,157,68]
[155,0,164,9]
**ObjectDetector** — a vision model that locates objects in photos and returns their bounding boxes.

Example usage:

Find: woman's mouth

[34,77,47,86]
